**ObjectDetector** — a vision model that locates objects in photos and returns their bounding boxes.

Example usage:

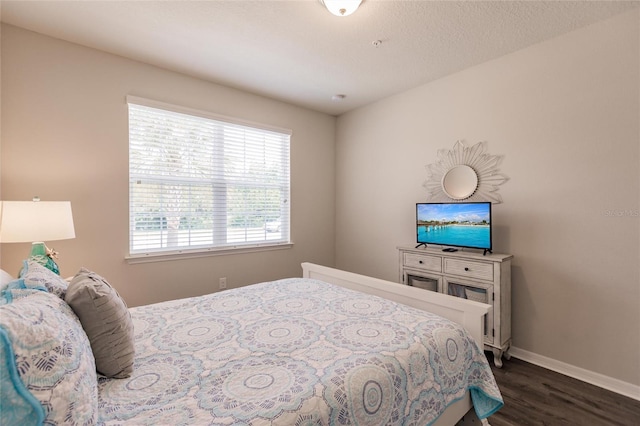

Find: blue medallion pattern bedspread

[98,278,503,425]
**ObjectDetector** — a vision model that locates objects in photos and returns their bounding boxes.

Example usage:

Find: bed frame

[302,262,493,426]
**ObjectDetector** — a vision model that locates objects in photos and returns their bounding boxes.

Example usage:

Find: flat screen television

[416,202,492,254]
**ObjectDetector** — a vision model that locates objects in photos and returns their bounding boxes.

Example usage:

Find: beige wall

[0,25,336,307]
[335,10,639,386]
[2,9,639,392]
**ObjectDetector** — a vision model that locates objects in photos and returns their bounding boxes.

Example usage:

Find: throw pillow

[0,290,98,425]
[20,260,69,299]
[65,268,135,378]
[0,269,15,291]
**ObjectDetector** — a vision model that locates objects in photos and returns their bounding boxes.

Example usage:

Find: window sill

[125,242,294,264]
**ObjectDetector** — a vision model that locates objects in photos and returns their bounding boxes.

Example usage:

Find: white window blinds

[127,97,291,256]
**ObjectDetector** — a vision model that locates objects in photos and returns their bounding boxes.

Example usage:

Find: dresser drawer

[443,258,493,281]
[403,253,442,272]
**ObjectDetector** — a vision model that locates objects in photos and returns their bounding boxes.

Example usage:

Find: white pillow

[0,269,15,290]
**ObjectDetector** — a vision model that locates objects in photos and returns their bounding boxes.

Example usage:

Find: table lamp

[0,197,76,275]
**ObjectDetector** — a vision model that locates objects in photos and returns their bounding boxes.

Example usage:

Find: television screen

[416,202,492,251]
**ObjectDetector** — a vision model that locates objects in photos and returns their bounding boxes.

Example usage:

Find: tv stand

[398,245,513,367]
[415,243,427,249]
[483,249,492,256]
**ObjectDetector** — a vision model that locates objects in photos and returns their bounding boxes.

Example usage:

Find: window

[127,96,291,257]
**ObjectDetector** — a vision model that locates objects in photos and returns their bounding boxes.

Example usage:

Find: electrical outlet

[219,277,227,290]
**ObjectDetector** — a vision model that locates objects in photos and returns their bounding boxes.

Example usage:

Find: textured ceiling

[1,1,638,116]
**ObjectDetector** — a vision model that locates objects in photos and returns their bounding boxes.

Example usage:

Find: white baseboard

[509,346,640,402]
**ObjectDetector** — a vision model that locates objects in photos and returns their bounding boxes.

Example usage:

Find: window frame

[125,96,293,263]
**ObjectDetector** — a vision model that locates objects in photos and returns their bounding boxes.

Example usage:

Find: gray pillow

[65,268,135,378]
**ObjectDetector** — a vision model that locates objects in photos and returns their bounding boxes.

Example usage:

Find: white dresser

[397,245,513,367]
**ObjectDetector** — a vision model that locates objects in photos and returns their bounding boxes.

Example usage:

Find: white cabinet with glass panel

[398,246,513,367]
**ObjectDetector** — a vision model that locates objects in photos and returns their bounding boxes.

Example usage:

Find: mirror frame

[423,140,509,204]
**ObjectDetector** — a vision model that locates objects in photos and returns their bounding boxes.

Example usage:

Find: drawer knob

[464,267,470,271]
[419,260,423,264]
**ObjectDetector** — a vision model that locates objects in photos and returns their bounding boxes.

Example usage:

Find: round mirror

[441,165,478,200]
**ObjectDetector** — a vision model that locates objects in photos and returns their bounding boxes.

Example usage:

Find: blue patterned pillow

[0,280,47,306]
[0,289,98,425]
[19,260,69,299]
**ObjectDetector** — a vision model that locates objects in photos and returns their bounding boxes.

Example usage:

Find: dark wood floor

[487,356,640,426]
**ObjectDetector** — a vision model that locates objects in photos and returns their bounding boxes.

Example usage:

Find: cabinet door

[444,278,494,345]
[403,270,443,293]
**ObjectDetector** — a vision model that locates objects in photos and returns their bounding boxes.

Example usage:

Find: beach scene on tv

[417,203,491,249]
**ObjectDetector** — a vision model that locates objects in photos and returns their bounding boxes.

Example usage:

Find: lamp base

[28,242,60,275]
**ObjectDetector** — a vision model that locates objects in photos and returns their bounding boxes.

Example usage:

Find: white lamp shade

[0,201,76,243]
[321,0,362,17]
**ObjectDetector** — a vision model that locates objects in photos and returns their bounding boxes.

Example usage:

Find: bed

[0,261,503,425]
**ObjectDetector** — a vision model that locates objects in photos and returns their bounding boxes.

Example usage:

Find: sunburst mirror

[423,140,508,204]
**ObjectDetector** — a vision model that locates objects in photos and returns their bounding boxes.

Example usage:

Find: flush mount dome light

[320,0,362,17]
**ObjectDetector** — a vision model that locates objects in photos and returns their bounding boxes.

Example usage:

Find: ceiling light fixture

[320,0,362,17]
